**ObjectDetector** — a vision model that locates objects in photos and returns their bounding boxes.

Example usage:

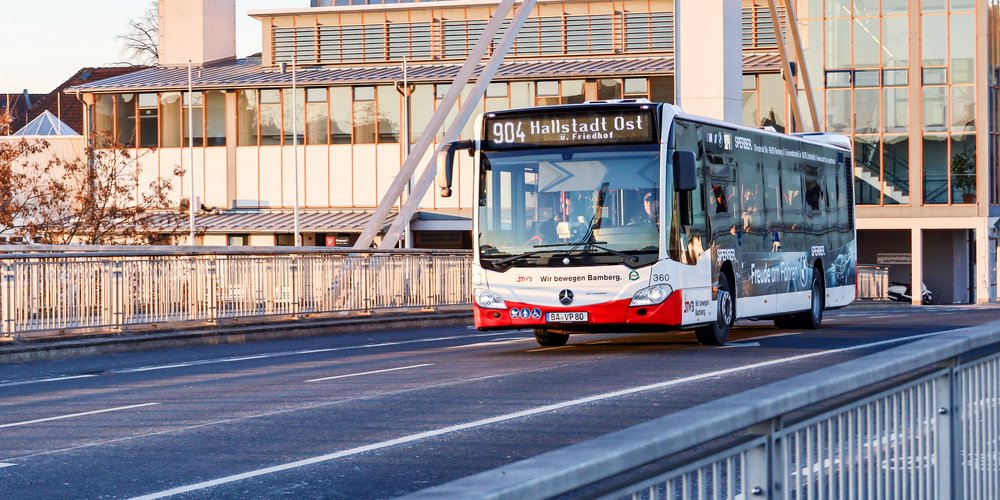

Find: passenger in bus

[528,205,559,245]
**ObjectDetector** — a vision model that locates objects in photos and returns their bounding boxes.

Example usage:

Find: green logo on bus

[629,270,639,281]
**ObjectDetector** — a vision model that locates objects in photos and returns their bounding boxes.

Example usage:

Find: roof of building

[1,93,45,134]
[67,54,782,94]
[12,110,80,136]
[144,209,400,234]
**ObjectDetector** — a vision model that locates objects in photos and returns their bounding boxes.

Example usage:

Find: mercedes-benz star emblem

[558,289,574,305]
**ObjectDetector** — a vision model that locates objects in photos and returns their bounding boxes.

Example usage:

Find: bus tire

[695,273,734,346]
[533,328,569,347]
[795,273,824,329]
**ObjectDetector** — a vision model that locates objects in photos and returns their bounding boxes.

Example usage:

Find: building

[67,0,999,303]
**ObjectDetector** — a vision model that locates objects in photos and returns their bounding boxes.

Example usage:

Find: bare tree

[117,1,159,66]
[38,135,184,244]
[0,111,52,242]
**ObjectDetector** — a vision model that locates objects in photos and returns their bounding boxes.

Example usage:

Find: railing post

[109,260,124,332]
[290,256,300,317]
[935,360,960,499]
[207,258,218,324]
[747,419,779,499]
[1,261,13,339]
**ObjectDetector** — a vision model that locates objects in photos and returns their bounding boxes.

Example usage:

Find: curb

[0,310,474,365]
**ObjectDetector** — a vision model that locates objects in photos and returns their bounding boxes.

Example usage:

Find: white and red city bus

[439,101,856,346]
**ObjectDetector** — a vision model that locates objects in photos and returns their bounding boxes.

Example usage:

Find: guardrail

[857,264,890,301]
[409,321,1000,499]
[0,246,472,340]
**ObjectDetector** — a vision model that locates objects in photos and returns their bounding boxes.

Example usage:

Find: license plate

[546,312,588,323]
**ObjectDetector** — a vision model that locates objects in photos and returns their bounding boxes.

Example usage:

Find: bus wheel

[534,329,569,347]
[795,275,824,329]
[695,273,734,346]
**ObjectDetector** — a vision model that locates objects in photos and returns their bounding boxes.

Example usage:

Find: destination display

[483,108,657,149]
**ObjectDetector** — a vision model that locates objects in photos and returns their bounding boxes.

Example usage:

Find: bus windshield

[478,144,663,268]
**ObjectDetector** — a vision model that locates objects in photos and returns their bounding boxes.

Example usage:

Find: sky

[0,0,292,94]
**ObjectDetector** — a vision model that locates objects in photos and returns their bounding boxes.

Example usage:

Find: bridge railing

[0,246,472,340]
[857,264,890,301]
[409,321,1000,500]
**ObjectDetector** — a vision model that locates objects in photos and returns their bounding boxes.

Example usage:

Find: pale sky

[0,0,298,94]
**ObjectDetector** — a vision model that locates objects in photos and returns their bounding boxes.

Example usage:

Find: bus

[438,100,856,347]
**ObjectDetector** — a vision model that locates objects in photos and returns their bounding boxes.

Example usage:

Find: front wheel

[695,273,734,346]
[794,274,824,329]
[533,328,569,347]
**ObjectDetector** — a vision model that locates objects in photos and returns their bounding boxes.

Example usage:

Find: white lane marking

[868,315,896,319]
[732,331,804,343]
[0,374,98,388]
[131,328,953,499]
[0,463,16,468]
[445,338,533,350]
[721,342,760,349]
[0,403,160,430]
[305,364,433,383]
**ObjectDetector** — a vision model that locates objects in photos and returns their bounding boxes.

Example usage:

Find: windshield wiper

[492,250,549,266]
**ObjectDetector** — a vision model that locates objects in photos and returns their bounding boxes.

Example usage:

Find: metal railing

[0,246,472,339]
[408,321,1000,499]
[857,264,890,301]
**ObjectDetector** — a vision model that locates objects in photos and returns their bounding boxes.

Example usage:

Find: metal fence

[408,321,1000,499]
[857,264,890,301]
[0,246,472,339]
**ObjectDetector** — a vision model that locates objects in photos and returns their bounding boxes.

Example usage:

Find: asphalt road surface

[1,304,997,499]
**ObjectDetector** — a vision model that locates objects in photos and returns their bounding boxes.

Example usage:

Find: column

[911,228,923,306]
[676,0,742,123]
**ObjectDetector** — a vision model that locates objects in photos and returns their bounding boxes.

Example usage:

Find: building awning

[142,209,401,234]
[66,54,783,94]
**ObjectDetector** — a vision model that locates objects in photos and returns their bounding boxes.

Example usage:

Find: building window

[182,91,204,147]
[237,89,258,146]
[138,93,158,148]
[205,90,226,147]
[410,84,433,145]
[597,79,622,101]
[353,86,377,144]
[94,94,114,147]
[115,94,136,147]
[883,69,908,87]
[377,85,400,143]
[623,78,649,98]
[854,70,880,87]
[260,89,281,145]
[305,87,329,145]
[561,80,585,104]
[275,233,295,246]
[159,92,181,148]
[282,88,304,145]
[826,70,852,88]
[227,234,249,246]
[329,87,352,144]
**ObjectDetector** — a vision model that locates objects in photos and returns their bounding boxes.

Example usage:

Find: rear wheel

[695,273,734,346]
[533,328,569,347]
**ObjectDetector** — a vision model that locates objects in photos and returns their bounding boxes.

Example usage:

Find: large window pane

[259,89,281,145]
[377,85,399,143]
[825,89,850,133]
[826,19,851,69]
[237,90,258,146]
[182,91,204,147]
[597,79,622,100]
[94,94,114,147]
[510,82,533,109]
[922,16,947,66]
[409,84,432,145]
[535,81,560,106]
[882,16,908,67]
[950,15,975,84]
[951,135,976,203]
[562,79,586,104]
[923,134,948,204]
[305,88,328,145]
[743,90,758,128]
[282,88,304,144]
[159,92,181,148]
[353,87,376,144]
[852,0,878,16]
[882,135,909,204]
[826,0,850,17]
[952,86,976,131]
[853,17,880,68]
[759,73,786,131]
[923,87,948,132]
[138,93,158,148]
[650,76,674,103]
[329,87,352,144]
[115,94,137,147]
[884,87,908,132]
[921,0,946,12]
[951,0,975,11]
[882,0,908,14]
[205,90,226,147]
[854,136,880,205]
[855,89,880,133]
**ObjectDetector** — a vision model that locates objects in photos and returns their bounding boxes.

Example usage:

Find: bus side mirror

[437,140,474,198]
[673,151,697,192]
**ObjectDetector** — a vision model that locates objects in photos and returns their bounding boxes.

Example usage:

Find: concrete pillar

[676,0,743,123]
[977,225,990,303]
[911,228,923,306]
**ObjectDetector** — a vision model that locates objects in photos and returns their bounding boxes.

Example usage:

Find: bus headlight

[630,285,673,307]
[474,288,507,309]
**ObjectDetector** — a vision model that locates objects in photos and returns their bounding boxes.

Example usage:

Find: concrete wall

[159,0,236,67]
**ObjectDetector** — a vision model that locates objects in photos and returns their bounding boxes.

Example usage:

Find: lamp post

[292,53,301,247]
[187,60,195,245]
[395,58,414,248]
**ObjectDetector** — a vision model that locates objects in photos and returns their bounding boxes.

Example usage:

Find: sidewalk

[0,308,473,364]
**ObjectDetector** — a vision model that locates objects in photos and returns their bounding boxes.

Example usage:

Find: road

[0,304,997,499]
